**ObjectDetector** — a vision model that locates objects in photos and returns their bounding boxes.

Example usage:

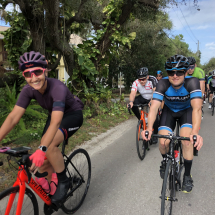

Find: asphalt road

[39,104,215,215]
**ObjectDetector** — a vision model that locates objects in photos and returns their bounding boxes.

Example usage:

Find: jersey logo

[165,95,190,102]
[145,82,152,90]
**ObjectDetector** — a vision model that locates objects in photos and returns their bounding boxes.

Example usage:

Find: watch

[38,145,47,152]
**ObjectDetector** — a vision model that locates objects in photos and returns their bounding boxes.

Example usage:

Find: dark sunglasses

[167,71,185,77]
[138,78,147,81]
[188,65,195,69]
[23,69,45,78]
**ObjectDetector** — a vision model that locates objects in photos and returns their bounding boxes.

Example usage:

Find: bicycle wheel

[0,186,38,215]
[212,98,215,116]
[61,148,91,214]
[136,120,146,160]
[161,159,174,215]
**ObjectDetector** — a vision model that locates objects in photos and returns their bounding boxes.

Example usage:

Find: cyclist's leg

[158,105,176,179]
[132,95,149,120]
[179,107,194,193]
[158,105,176,154]
[208,85,213,106]
[48,110,83,204]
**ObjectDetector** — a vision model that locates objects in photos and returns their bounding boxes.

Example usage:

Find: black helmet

[165,55,189,72]
[209,71,213,76]
[137,67,148,78]
[18,51,48,71]
[187,57,196,65]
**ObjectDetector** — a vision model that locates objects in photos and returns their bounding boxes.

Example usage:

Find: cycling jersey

[207,76,215,87]
[131,76,157,100]
[153,77,202,112]
[16,78,84,114]
[187,67,205,81]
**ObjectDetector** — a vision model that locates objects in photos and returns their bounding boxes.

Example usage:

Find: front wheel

[0,186,39,215]
[136,120,146,160]
[161,159,174,215]
[212,97,215,116]
[61,148,91,214]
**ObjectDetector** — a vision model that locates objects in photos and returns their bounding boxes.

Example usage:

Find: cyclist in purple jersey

[0,51,84,205]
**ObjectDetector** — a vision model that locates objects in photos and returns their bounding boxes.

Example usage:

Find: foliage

[0,82,47,144]
[202,57,215,74]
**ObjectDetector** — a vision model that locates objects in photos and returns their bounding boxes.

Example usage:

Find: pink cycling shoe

[35,177,50,193]
[50,173,58,195]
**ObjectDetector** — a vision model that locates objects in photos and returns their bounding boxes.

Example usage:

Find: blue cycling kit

[153,76,202,113]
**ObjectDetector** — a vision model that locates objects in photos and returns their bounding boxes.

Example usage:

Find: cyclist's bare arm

[128,90,137,108]
[200,80,205,96]
[190,98,203,150]
[40,110,64,148]
[0,105,25,143]
[148,87,156,107]
[142,99,161,140]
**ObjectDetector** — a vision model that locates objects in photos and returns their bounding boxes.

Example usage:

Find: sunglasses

[188,65,195,70]
[138,78,147,81]
[167,71,185,77]
[23,68,45,78]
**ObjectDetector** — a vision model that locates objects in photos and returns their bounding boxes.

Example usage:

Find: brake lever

[127,104,131,115]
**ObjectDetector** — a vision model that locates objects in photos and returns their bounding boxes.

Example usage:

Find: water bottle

[174,150,179,173]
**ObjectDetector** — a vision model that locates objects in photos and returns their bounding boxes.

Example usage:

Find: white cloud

[194,25,211,30]
[205,42,215,47]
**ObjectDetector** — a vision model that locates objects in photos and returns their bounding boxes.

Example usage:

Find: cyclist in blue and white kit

[142,55,203,193]
[156,70,163,81]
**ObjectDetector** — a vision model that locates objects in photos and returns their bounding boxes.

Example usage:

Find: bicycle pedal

[147,148,150,151]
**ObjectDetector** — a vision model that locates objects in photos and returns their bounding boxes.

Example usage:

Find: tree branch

[65,0,88,27]
[49,52,62,70]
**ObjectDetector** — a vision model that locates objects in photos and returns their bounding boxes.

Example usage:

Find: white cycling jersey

[131,76,157,100]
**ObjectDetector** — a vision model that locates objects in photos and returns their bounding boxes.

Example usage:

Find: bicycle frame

[5,165,51,215]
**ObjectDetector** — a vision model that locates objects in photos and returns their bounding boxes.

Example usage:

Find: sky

[166,0,215,65]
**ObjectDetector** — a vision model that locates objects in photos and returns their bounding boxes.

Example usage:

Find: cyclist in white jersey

[128,67,158,142]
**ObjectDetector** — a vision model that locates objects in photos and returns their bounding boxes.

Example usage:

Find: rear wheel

[136,120,146,160]
[0,186,38,215]
[61,148,91,214]
[161,160,174,215]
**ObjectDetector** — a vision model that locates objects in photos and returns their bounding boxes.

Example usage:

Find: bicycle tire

[0,186,39,215]
[212,98,215,116]
[161,159,174,215]
[136,120,146,160]
[61,148,91,214]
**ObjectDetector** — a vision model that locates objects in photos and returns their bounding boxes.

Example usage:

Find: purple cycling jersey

[16,78,84,114]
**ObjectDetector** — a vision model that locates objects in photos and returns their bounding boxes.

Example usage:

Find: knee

[159,140,167,149]
[182,140,192,149]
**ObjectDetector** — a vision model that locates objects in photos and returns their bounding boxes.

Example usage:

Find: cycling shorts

[159,105,192,132]
[133,95,150,105]
[42,110,83,140]
[209,85,215,94]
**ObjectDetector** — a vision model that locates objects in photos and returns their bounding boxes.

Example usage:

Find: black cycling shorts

[42,110,83,140]
[159,105,192,132]
[133,95,150,105]
[209,85,215,94]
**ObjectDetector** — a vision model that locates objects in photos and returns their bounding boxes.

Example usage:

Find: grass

[0,110,133,192]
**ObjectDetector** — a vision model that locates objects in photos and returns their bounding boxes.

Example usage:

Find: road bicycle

[146,122,197,215]
[0,139,91,215]
[128,103,159,160]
